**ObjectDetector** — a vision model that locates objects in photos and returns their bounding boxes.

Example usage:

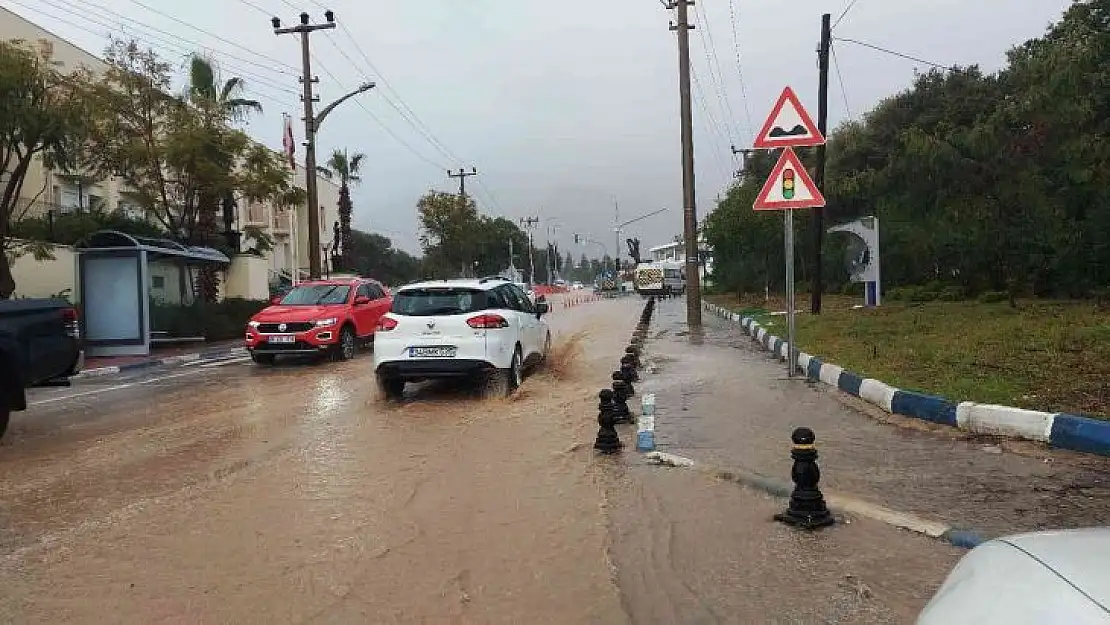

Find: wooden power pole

[669,0,702,330]
[811,13,831,314]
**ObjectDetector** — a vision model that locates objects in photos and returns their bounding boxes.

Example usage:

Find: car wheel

[540,332,552,363]
[335,326,357,361]
[509,345,523,389]
[0,404,9,440]
[250,353,275,366]
[376,374,405,400]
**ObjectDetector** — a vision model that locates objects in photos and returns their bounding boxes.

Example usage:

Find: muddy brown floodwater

[1,298,642,623]
[1,295,973,623]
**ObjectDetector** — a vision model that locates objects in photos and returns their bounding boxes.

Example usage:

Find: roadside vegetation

[705,2,1109,417]
[708,293,1110,418]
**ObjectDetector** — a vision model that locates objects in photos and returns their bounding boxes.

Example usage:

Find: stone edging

[703,301,1110,459]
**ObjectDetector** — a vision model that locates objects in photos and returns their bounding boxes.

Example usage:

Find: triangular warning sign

[753,86,825,149]
[753,147,826,211]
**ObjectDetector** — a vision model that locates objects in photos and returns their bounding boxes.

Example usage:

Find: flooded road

[0,294,1028,622]
[645,298,1110,539]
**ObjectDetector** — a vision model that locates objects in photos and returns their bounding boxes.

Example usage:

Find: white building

[1,7,335,299]
[647,236,714,286]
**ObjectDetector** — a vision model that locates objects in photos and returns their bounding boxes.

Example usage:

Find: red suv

[245,278,392,364]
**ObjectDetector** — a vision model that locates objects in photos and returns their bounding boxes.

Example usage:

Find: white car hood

[919,528,1110,625]
[1004,528,1110,609]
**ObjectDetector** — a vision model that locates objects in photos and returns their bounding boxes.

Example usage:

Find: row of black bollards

[590,299,834,532]
[595,297,656,453]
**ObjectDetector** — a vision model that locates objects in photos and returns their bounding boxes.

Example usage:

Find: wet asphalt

[4,294,1090,622]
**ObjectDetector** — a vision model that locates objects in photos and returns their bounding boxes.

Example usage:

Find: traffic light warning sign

[752,147,826,211]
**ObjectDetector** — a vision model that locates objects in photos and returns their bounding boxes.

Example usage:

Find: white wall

[9,244,77,299]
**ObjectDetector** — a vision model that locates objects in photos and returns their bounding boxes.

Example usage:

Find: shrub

[150,298,268,341]
[978,290,1008,304]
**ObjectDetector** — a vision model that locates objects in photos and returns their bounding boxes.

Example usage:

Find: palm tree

[186,55,263,302]
[187,54,263,120]
[318,149,365,271]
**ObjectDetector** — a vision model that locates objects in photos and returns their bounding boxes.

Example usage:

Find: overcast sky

[6,0,1072,256]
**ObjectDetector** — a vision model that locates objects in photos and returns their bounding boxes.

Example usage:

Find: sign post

[752,87,826,377]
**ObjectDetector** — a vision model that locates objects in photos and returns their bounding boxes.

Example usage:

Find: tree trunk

[194,194,221,304]
[0,249,15,299]
[338,183,354,271]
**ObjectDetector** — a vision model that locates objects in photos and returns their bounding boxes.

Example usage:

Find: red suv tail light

[466,313,509,329]
[376,317,398,331]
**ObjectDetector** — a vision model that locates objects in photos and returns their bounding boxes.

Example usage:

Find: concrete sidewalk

[639,299,1110,541]
[77,340,245,379]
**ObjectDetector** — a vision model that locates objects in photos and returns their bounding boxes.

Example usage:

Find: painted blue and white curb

[72,347,247,380]
[647,450,986,549]
[704,301,1110,458]
[637,393,657,452]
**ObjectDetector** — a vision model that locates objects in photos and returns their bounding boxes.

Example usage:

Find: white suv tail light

[466,313,508,329]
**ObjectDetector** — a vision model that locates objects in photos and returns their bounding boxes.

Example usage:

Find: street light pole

[273,11,373,280]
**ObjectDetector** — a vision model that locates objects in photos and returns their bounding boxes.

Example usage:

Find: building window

[151,275,165,289]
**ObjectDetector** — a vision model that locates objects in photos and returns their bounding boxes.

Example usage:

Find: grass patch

[707,294,1110,418]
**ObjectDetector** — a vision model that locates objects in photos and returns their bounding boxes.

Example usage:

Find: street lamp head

[299,12,310,25]
[358,82,375,92]
[325,9,335,23]
[271,16,281,29]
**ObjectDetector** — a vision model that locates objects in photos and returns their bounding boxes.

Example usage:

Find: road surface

[3,295,1094,622]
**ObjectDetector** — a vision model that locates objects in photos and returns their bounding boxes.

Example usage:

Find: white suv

[372,277,552,398]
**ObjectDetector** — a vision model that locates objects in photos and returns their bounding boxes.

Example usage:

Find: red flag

[282,113,296,171]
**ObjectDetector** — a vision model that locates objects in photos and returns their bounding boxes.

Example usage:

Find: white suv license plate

[268,335,296,344]
[409,346,456,358]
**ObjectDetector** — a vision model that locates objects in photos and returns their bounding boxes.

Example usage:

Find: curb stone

[702,301,1110,458]
[645,451,986,549]
[72,347,246,380]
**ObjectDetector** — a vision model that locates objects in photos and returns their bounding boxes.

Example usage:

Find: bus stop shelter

[77,230,230,357]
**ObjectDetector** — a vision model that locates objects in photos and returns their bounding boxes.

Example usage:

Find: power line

[834,37,949,70]
[126,0,295,71]
[691,3,739,152]
[831,43,853,120]
[319,34,462,165]
[59,0,297,79]
[832,0,861,30]
[352,99,448,170]
[332,21,465,165]
[689,66,732,183]
[13,0,300,104]
[726,0,755,142]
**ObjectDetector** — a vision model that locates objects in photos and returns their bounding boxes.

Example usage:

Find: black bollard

[774,427,835,530]
[620,355,639,382]
[618,364,637,396]
[594,389,622,453]
[611,378,633,424]
[625,345,641,369]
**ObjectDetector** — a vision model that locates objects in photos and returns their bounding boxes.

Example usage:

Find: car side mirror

[270,295,283,305]
[535,302,549,316]
[354,296,371,306]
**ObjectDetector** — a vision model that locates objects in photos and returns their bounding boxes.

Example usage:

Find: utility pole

[811,13,831,314]
[669,0,702,329]
[731,145,755,180]
[272,11,335,280]
[448,167,478,204]
[519,216,539,284]
[448,168,478,275]
[612,199,621,290]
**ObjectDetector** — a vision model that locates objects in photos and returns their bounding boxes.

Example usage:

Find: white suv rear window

[392,288,490,316]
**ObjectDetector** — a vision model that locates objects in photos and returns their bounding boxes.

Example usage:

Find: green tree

[185,54,264,301]
[318,149,365,271]
[0,40,96,298]
[348,229,422,286]
[416,189,480,276]
[87,40,285,303]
